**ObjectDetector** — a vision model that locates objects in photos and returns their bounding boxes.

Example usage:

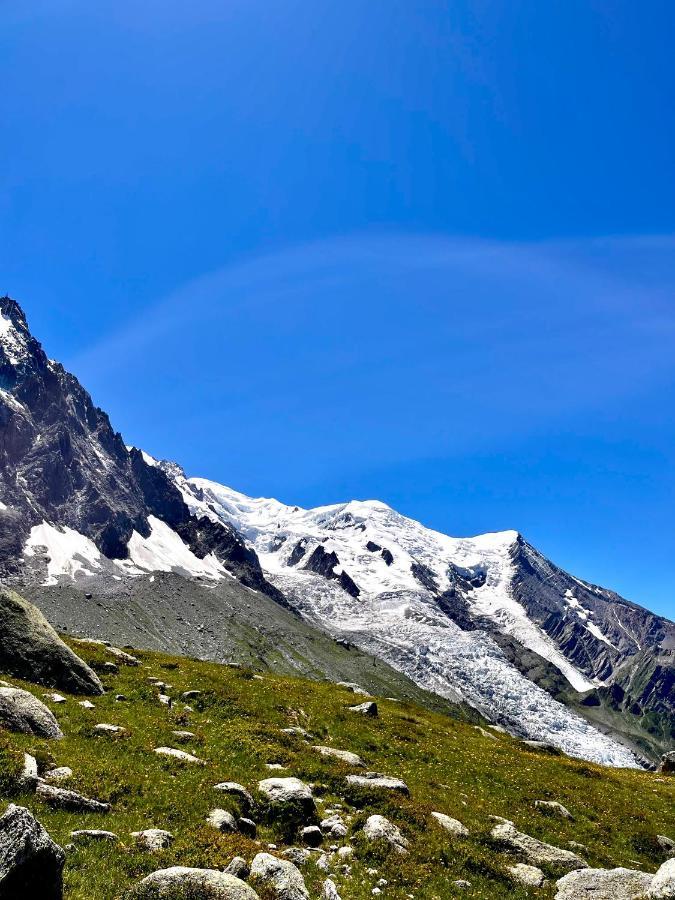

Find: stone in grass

[656,835,675,856]
[213,782,255,813]
[18,753,39,792]
[657,752,675,775]
[312,746,365,767]
[43,767,73,784]
[362,815,409,854]
[555,868,653,899]
[79,700,96,709]
[238,818,257,838]
[181,690,202,700]
[153,747,205,765]
[345,772,409,795]
[93,723,125,735]
[257,778,317,823]
[171,730,196,743]
[0,804,65,900]
[535,800,573,819]
[321,815,348,839]
[224,857,250,880]
[431,812,469,837]
[47,693,67,704]
[322,878,342,900]
[300,825,323,847]
[348,701,378,717]
[0,687,63,739]
[36,783,110,813]
[134,867,261,898]
[250,852,309,900]
[70,830,118,844]
[491,822,587,873]
[207,810,237,833]
[132,829,174,852]
[281,727,310,738]
[508,863,546,888]
[649,859,675,899]
[521,740,562,756]
[283,848,311,867]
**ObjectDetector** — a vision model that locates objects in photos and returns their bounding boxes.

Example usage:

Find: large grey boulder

[555,867,652,899]
[257,778,317,825]
[134,867,260,898]
[0,804,65,900]
[362,815,409,854]
[491,822,588,873]
[649,859,675,898]
[250,853,309,900]
[345,772,409,794]
[0,589,102,695]
[0,687,63,739]
[36,783,110,813]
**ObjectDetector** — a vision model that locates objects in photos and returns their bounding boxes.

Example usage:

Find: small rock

[281,727,310,737]
[153,747,205,765]
[43,767,73,784]
[322,878,342,900]
[301,825,323,847]
[452,881,471,890]
[238,817,257,838]
[266,763,287,771]
[337,846,353,859]
[0,687,63,739]
[47,693,67,704]
[250,852,310,900]
[224,856,250,880]
[657,835,675,856]
[131,829,174,851]
[0,804,65,899]
[207,809,237,832]
[257,777,317,823]
[115,695,127,702]
[535,800,573,819]
[213,782,254,812]
[362,815,408,854]
[36,783,110,813]
[93,723,125,735]
[182,690,202,700]
[172,730,196,743]
[346,772,409,795]
[555,867,653,899]
[313,746,365,767]
[649,859,675,898]
[18,753,39,791]
[321,815,348,839]
[78,700,95,709]
[348,701,378,717]
[431,812,469,837]
[134,866,260,898]
[336,682,370,696]
[70,830,118,843]
[491,822,587,872]
[508,863,546,888]
[521,740,562,756]
[283,848,311,867]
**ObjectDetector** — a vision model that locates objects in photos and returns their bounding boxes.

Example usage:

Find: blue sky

[1,1,674,618]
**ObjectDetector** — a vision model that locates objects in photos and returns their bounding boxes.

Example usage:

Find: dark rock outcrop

[0,804,65,900]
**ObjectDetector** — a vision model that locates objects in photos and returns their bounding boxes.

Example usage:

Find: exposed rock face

[0,687,63,739]
[555,867,653,899]
[250,852,309,900]
[135,867,260,898]
[0,804,65,900]
[649,859,675,898]
[362,815,409,853]
[491,822,588,873]
[0,589,103,694]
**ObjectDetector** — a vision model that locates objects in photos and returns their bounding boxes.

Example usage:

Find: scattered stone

[93,723,125,735]
[281,727,310,738]
[171,730,196,743]
[521,740,562,756]
[47,693,67,704]
[266,763,287,771]
[182,690,202,700]
[0,687,63,739]
[238,817,257,838]
[313,746,365,767]
[283,848,311,867]
[250,852,309,900]
[78,700,95,709]
[158,694,171,706]
[508,863,546,888]
[134,867,260,898]
[336,846,353,859]
[535,800,573,819]
[362,815,408,854]
[36,783,110,813]
[650,859,675,898]
[568,841,588,851]
[257,777,317,823]
[348,701,378,717]
[321,815,348,839]
[0,589,103,695]
[431,812,469,837]
[322,878,342,900]
[224,857,250,880]
[153,747,205,765]
[115,695,127,702]
[18,753,39,792]
[452,881,471,890]
[336,682,370,696]
[100,662,119,674]
[301,825,323,847]
[0,804,65,899]
[70,830,118,843]
[555,867,652,899]
[491,822,587,872]
[207,809,237,832]
[43,767,73,784]
[345,772,409,795]
[474,726,498,740]
[657,835,675,856]
[131,829,174,851]
[213,782,254,813]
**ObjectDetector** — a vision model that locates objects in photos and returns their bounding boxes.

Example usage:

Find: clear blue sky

[2,1,674,618]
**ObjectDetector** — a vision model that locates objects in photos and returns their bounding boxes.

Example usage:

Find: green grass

[0,639,673,899]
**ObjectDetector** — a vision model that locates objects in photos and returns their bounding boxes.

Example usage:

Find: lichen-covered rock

[508,863,546,888]
[535,800,573,819]
[43,767,72,785]
[131,829,174,852]
[207,809,237,832]
[649,859,675,898]
[70,830,118,843]
[134,867,260,898]
[250,853,309,900]
[36,783,110,813]
[224,857,249,880]
[491,822,587,872]
[0,590,103,695]
[657,752,675,775]
[257,778,317,826]
[0,687,63,739]
[312,746,365,767]
[555,867,652,899]
[346,772,409,794]
[362,815,408,854]
[431,812,469,837]
[0,804,65,899]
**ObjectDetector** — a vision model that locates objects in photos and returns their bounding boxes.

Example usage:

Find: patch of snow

[122,516,226,580]
[0,314,28,365]
[24,522,103,585]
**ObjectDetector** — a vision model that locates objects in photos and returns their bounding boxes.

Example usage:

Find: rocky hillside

[0,631,673,899]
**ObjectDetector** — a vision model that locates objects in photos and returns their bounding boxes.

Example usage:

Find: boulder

[43,767,72,784]
[131,829,174,852]
[312,746,365,767]
[0,804,65,899]
[555,868,653,899]
[431,812,469,837]
[224,857,249,880]
[657,836,675,857]
[508,863,546,888]
[0,589,103,695]
[213,782,254,813]
[362,815,408,854]
[491,822,587,872]
[171,730,196,743]
[348,701,378,717]
[649,859,675,898]
[322,878,342,900]
[300,825,322,847]
[345,772,409,794]
[207,809,237,832]
[535,800,573,819]
[0,687,63,739]
[134,867,260,898]
[238,818,257,838]
[250,852,309,900]
[257,778,317,824]
[282,848,311,867]
[17,754,39,792]
[658,752,675,775]
[36,783,110,813]
[70,830,118,843]
[321,815,348,839]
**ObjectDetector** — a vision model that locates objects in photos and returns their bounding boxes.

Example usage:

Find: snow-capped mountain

[0,297,672,767]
